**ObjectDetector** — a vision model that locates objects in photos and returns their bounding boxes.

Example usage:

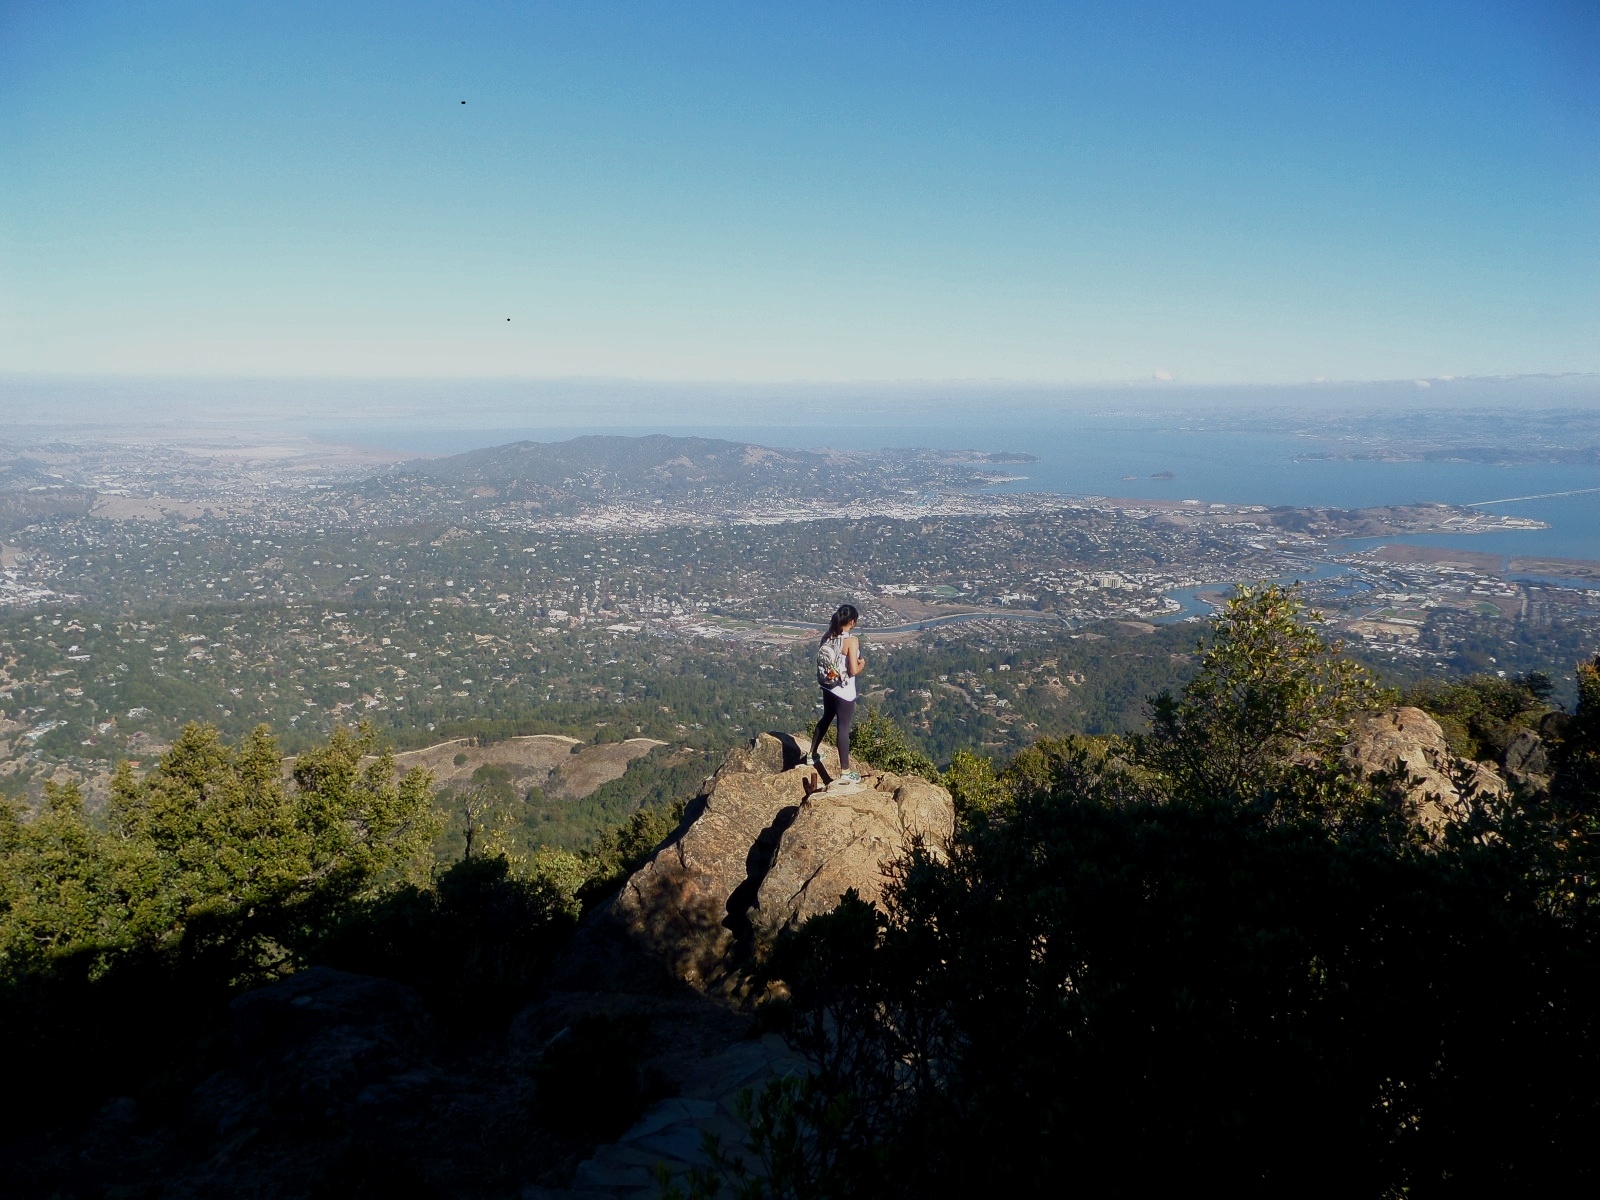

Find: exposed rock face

[1501,728,1551,790]
[609,732,955,991]
[1345,707,1509,836]
[751,773,954,939]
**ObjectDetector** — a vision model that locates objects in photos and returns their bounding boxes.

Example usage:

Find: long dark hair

[823,603,860,642]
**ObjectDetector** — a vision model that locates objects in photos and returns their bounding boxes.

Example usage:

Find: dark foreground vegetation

[0,722,678,1195]
[3,588,1597,1197]
[692,590,1600,1198]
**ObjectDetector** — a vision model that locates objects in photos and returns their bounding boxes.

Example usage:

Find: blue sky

[1,0,1595,383]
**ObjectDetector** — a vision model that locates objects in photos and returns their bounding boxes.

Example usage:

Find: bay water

[309,415,1600,564]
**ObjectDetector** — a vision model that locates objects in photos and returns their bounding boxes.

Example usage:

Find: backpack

[817,636,846,689]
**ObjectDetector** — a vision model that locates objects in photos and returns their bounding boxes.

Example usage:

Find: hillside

[404,434,838,495]
[374,432,1041,513]
[387,733,663,799]
[4,591,1599,1196]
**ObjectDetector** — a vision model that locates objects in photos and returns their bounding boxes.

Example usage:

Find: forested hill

[397,434,840,497]
[376,433,1036,509]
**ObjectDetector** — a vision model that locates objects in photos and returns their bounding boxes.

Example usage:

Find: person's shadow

[770,731,832,790]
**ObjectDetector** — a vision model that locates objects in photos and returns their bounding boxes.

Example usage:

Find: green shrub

[580,801,685,906]
[850,707,936,779]
[941,748,1004,817]
[0,722,443,1130]
[1404,671,1555,761]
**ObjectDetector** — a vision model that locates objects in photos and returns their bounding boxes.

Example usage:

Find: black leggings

[811,690,855,768]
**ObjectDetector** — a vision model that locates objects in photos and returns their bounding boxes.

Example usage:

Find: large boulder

[608,733,955,992]
[751,771,954,942]
[1501,728,1551,790]
[1344,707,1509,837]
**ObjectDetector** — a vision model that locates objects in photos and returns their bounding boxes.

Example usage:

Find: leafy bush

[849,708,936,779]
[755,787,1599,1195]
[0,722,443,1131]
[1135,583,1384,821]
[1404,671,1554,760]
[940,748,1004,817]
[580,800,685,906]
[1,721,440,979]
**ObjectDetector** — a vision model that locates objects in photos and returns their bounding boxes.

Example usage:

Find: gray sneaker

[838,769,862,786]
[801,752,820,768]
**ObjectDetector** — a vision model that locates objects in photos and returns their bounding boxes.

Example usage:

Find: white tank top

[826,635,858,701]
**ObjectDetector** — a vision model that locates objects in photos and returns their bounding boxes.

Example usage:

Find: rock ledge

[608,732,955,991]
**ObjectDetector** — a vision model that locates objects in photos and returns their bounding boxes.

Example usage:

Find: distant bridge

[1466,486,1600,506]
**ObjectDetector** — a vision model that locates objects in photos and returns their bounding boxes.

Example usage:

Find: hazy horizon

[5,370,1600,439]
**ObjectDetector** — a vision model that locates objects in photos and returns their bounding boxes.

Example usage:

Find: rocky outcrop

[1501,728,1552,790]
[608,732,955,992]
[751,772,953,938]
[1345,707,1509,837]
[510,733,955,1196]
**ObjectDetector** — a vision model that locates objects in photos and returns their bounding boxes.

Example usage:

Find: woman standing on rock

[806,603,865,785]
